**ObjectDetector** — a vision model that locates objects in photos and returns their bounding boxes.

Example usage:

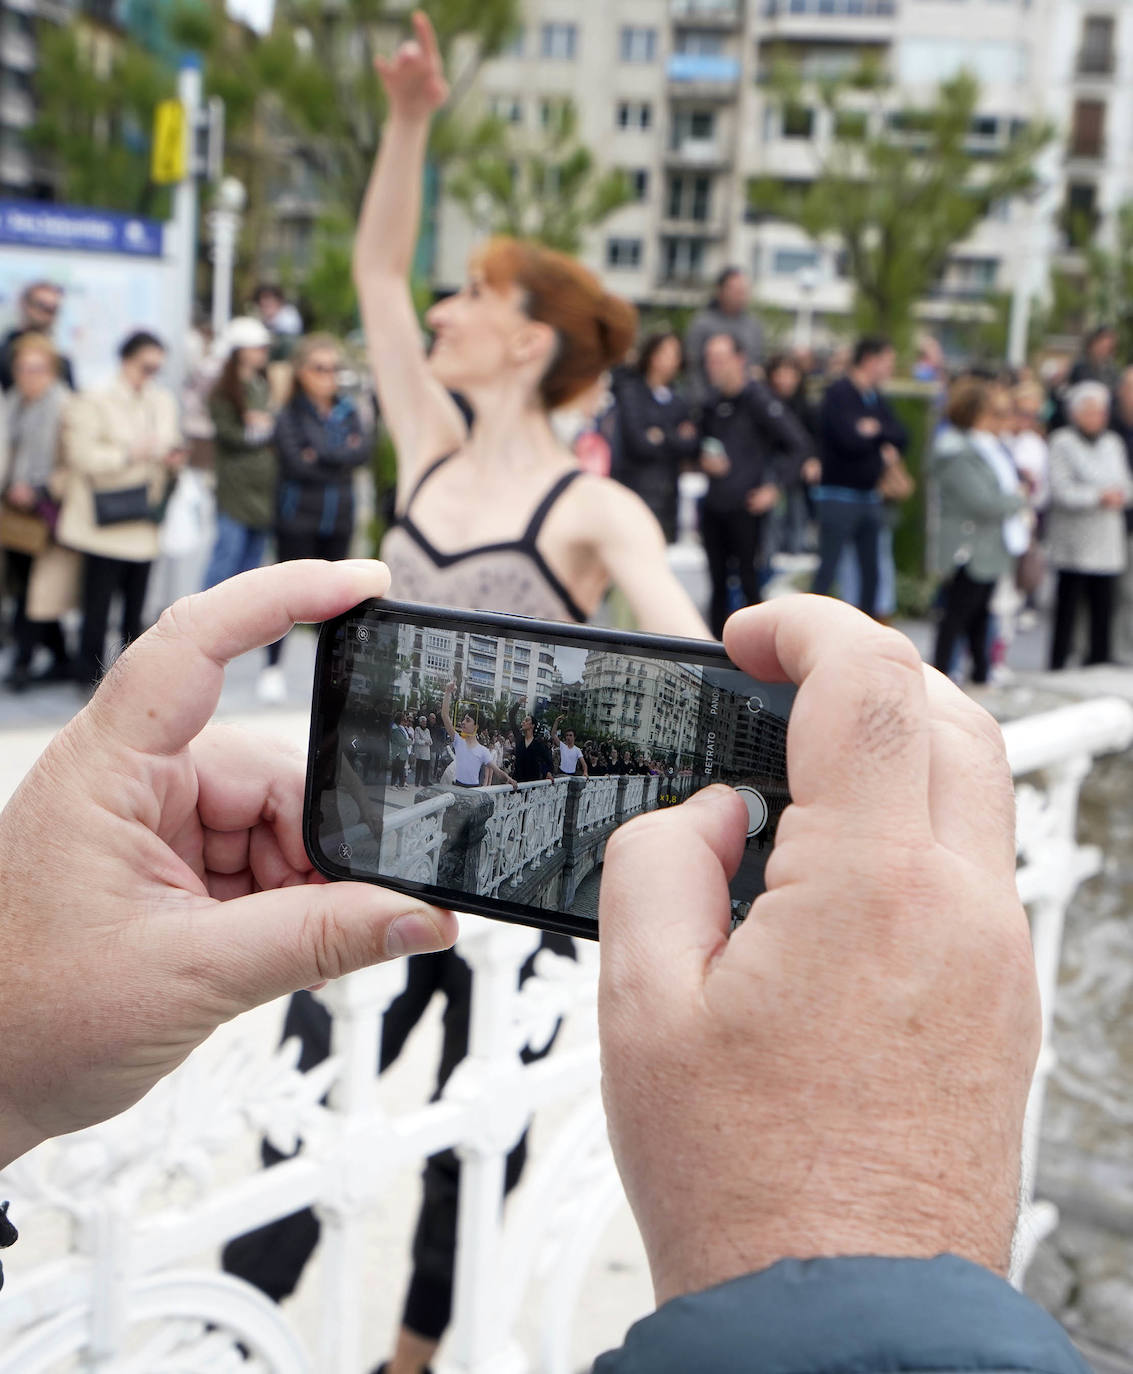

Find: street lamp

[209,175,247,337]
[794,264,819,353]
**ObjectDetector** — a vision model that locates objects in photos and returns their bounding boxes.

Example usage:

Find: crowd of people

[0,279,368,701]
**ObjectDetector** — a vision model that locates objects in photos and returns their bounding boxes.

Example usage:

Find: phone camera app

[747,695,763,714]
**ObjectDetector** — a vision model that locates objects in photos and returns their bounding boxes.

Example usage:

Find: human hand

[599,596,1038,1305]
[301,446,318,465]
[880,442,900,467]
[677,421,698,441]
[375,10,449,123]
[700,448,730,479]
[745,483,780,515]
[4,481,36,511]
[857,416,882,438]
[164,446,188,470]
[801,457,822,485]
[0,560,457,1169]
[646,426,665,446]
[1101,487,1127,509]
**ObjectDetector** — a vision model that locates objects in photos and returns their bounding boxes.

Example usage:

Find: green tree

[446,100,631,254]
[28,22,175,214]
[752,63,1052,355]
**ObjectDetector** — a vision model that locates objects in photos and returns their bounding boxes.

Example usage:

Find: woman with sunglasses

[257,334,368,704]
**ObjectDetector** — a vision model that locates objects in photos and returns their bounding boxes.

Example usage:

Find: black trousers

[78,553,151,687]
[266,529,352,665]
[933,566,995,685]
[222,937,573,1342]
[1050,569,1117,669]
[701,506,762,639]
[811,494,884,618]
[4,549,67,669]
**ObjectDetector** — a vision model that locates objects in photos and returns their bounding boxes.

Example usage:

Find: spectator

[810,337,908,618]
[765,352,822,556]
[253,283,304,346]
[912,333,945,384]
[412,714,433,787]
[698,334,811,638]
[551,717,588,776]
[390,712,412,789]
[1011,381,1051,513]
[508,705,554,782]
[685,267,764,402]
[0,334,74,690]
[1108,366,1133,662]
[611,331,699,542]
[1047,381,1133,669]
[0,281,75,393]
[259,334,369,704]
[428,710,448,780]
[1068,323,1119,393]
[202,318,276,592]
[58,331,183,692]
[930,378,1028,685]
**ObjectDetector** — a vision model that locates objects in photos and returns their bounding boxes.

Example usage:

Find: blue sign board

[0,200,164,258]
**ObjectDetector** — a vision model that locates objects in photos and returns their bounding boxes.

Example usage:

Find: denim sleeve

[592,1255,1093,1374]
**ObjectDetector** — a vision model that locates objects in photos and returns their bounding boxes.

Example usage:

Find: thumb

[599,786,748,1008]
[189,883,458,1014]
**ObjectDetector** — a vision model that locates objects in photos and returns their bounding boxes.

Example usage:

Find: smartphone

[304,601,795,942]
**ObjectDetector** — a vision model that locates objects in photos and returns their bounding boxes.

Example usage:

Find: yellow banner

[151,100,186,185]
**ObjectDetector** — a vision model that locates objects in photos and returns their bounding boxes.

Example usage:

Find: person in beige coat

[0,333,77,690]
[58,331,184,689]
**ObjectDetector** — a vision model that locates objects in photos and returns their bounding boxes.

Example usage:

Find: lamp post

[794,264,818,353]
[209,176,247,337]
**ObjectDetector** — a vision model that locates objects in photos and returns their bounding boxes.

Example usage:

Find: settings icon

[355,625,370,642]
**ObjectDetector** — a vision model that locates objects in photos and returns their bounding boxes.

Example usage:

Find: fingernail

[386,910,445,957]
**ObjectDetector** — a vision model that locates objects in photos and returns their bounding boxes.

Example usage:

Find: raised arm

[551,716,564,749]
[354,11,468,504]
[440,681,457,740]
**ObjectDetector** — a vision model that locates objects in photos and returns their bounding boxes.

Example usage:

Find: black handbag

[93,484,154,527]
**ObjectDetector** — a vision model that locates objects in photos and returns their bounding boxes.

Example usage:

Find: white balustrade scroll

[0,699,1129,1370]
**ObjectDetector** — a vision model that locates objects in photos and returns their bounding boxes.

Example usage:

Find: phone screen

[306,602,795,939]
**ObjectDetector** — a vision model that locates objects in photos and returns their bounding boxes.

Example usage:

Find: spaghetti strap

[398,451,458,519]
[521,469,584,548]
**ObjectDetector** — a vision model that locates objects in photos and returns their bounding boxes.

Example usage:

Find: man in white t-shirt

[551,716,589,777]
[442,683,518,789]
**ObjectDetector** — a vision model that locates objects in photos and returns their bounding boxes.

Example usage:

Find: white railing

[475,779,570,898]
[574,777,620,836]
[379,791,454,885]
[1,699,1129,1372]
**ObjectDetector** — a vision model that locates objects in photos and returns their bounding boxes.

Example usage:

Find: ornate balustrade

[573,776,620,836]
[2,700,1129,1371]
[380,791,454,884]
[474,779,570,898]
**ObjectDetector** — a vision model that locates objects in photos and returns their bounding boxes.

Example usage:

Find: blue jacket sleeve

[593,1256,1092,1374]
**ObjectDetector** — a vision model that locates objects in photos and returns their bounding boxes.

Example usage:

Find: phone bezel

[304,599,774,941]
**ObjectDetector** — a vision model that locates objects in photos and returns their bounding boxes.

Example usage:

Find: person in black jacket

[811,336,908,618]
[611,332,700,541]
[0,281,76,393]
[699,333,812,638]
[507,704,555,783]
[261,335,369,693]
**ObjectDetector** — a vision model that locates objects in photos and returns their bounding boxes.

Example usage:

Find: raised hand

[375,10,449,123]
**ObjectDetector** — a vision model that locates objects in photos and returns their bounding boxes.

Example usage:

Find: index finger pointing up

[84,560,390,757]
[723,595,932,832]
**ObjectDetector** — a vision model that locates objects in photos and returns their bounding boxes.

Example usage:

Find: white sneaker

[256,666,288,706]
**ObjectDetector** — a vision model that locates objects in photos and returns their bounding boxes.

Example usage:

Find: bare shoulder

[561,472,661,541]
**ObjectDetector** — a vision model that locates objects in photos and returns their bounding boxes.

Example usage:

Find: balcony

[0,31,36,73]
[0,86,33,130]
[660,214,726,239]
[670,0,742,28]
[1076,49,1115,79]
[1067,140,1106,165]
[664,137,728,169]
[666,54,741,99]
[760,0,897,41]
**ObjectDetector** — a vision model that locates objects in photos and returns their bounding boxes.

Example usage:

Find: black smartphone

[304,600,795,942]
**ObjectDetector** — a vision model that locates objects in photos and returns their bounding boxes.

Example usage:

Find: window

[606,238,642,270]
[489,95,523,124]
[945,257,999,295]
[675,30,724,56]
[617,101,653,130]
[1070,98,1106,159]
[426,653,449,671]
[1079,15,1115,75]
[782,104,814,139]
[541,23,577,60]
[1062,181,1099,246]
[667,173,712,221]
[619,26,657,63]
[671,108,715,148]
[627,168,650,200]
[540,97,570,129]
[660,236,706,282]
[771,247,821,276]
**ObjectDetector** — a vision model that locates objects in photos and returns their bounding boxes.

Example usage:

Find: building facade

[433,0,1133,348]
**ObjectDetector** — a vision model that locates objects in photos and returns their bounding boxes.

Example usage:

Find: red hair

[472,237,637,410]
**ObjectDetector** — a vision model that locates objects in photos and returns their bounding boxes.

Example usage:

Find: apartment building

[391,623,558,714]
[572,651,705,759]
[0,0,73,198]
[433,0,1133,346]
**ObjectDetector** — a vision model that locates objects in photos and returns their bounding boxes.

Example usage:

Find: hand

[554,714,564,726]
[129,436,158,465]
[745,483,780,516]
[1101,487,1127,509]
[246,409,274,433]
[801,457,822,485]
[347,433,363,449]
[4,481,36,510]
[164,446,188,470]
[646,426,665,446]
[856,416,882,438]
[700,449,731,479]
[880,442,900,467]
[677,421,698,441]
[375,10,449,123]
[301,446,318,465]
[599,596,1038,1305]
[0,561,457,1168]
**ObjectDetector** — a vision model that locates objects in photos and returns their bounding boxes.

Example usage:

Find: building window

[1070,98,1106,159]
[782,104,815,139]
[607,238,643,269]
[489,96,524,124]
[667,173,712,221]
[1062,181,1099,246]
[540,97,570,129]
[617,100,653,130]
[541,23,578,60]
[675,30,724,56]
[628,168,650,200]
[660,236,706,282]
[946,257,999,295]
[671,108,716,148]
[771,247,821,276]
[1079,15,1115,76]
[619,26,657,63]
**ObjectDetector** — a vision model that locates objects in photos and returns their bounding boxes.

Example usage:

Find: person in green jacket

[931,376,1029,684]
[202,316,277,590]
